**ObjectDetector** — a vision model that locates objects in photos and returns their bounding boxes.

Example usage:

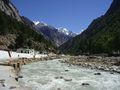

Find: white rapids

[20,59,120,90]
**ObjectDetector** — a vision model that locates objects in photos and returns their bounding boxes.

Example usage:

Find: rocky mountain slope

[0,0,22,21]
[17,16,77,47]
[0,0,55,52]
[60,0,120,55]
[34,21,77,46]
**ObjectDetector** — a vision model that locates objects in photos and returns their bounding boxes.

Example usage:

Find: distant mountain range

[20,16,77,47]
[60,0,120,55]
[33,21,77,46]
[1,0,118,55]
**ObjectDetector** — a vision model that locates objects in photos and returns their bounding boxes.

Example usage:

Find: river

[20,59,120,90]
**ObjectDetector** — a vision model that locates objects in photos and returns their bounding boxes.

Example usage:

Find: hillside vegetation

[60,0,120,55]
[0,10,55,52]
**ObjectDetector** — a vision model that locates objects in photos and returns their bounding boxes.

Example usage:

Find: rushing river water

[20,59,120,90]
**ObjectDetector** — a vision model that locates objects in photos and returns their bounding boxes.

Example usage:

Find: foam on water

[20,59,120,90]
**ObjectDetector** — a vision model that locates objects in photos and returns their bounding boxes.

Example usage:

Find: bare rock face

[0,0,22,21]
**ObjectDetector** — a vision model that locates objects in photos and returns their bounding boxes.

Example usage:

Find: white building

[16,48,35,55]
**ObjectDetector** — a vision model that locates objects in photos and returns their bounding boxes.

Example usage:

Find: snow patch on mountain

[33,21,48,26]
[58,27,69,35]
[33,21,40,25]
[58,27,77,37]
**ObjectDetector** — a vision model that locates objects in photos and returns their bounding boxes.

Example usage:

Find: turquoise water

[20,59,120,90]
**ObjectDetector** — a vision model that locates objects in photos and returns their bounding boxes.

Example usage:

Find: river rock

[64,78,72,81]
[55,77,59,79]
[55,76,63,79]
[60,76,63,79]
[82,83,90,86]
[94,73,101,75]
[9,86,16,89]
[65,70,69,72]
[18,75,23,78]
[110,72,114,74]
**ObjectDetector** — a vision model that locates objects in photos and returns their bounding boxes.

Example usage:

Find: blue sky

[11,0,112,33]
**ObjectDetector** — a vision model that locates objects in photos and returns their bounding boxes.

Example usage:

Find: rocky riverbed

[61,56,120,74]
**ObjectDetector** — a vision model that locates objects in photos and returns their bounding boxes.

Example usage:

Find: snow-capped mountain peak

[32,20,77,46]
[58,27,70,35]
[58,27,77,37]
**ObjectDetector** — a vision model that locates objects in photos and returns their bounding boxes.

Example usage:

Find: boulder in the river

[64,78,72,81]
[15,77,18,81]
[55,77,59,79]
[18,75,23,78]
[60,76,64,79]
[94,73,101,75]
[82,83,90,86]
[55,76,63,79]
[65,70,69,72]
[110,72,114,74]
[9,86,17,89]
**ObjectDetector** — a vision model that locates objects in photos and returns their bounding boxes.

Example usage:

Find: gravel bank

[61,56,120,74]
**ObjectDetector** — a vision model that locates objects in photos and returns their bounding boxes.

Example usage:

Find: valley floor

[0,54,120,90]
[20,59,120,90]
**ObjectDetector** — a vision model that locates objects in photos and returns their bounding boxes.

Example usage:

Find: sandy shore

[0,65,32,90]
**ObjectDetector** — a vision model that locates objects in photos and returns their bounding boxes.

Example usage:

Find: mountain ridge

[33,21,77,46]
[60,0,120,55]
[105,0,120,16]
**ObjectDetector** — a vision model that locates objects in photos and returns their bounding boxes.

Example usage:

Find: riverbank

[0,55,61,90]
[0,65,32,90]
[61,55,120,74]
